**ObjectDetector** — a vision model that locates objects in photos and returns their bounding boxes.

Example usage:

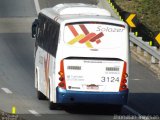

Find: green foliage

[114,0,160,33]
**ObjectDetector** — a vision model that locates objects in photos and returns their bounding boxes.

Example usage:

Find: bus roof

[40,3,126,26]
[52,3,111,16]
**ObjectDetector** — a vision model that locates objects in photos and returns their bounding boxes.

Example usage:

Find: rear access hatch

[63,58,124,92]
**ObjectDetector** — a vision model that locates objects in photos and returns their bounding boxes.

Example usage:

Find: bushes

[114,0,160,33]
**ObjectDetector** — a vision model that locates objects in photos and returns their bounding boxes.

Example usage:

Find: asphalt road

[0,0,160,120]
[0,0,36,17]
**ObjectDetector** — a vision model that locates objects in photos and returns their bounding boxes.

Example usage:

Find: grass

[0,111,2,119]
[114,0,160,33]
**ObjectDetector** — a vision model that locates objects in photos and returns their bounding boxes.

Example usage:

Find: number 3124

[101,77,120,82]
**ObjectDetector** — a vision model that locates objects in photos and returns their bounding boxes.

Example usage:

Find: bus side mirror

[32,19,39,38]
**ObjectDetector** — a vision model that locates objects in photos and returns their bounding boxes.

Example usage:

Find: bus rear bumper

[56,87,128,105]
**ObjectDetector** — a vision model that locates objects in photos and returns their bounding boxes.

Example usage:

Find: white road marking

[1,88,13,94]
[124,105,141,116]
[124,105,150,120]
[28,110,41,116]
[132,78,141,81]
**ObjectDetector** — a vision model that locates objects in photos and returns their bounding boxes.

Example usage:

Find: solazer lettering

[96,26,124,32]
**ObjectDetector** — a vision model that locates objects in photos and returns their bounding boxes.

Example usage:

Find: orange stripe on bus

[68,25,78,36]
[79,33,96,43]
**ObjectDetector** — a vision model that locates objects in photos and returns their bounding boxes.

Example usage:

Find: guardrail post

[151,47,158,63]
[151,56,158,64]
[144,51,149,57]
[130,42,134,47]
[137,46,142,54]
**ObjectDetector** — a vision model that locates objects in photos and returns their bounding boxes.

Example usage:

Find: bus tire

[48,79,61,110]
[37,90,46,100]
[114,105,123,113]
[36,70,46,100]
[49,102,59,110]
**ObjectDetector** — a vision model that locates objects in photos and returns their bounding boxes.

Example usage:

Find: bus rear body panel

[55,21,129,105]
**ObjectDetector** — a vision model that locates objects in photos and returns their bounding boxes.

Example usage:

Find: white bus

[32,3,129,110]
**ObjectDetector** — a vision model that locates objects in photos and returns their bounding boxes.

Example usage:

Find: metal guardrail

[98,0,160,65]
[130,32,160,63]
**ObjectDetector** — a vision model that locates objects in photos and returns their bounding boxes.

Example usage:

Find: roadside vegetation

[114,0,160,33]
[0,111,24,120]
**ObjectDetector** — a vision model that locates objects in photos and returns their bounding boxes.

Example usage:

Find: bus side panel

[47,52,57,102]
[35,47,46,95]
[37,47,58,101]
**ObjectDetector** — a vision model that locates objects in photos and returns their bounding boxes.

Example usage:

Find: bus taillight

[119,62,128,91]
[58,60,66,89]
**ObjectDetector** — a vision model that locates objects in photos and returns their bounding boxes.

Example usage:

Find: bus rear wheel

[37,90,46,100]
[49,102,60,110]
[113,105,123,113]
[48,81,60,110]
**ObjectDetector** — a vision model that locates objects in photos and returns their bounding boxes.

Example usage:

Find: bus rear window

[64,22,126,49]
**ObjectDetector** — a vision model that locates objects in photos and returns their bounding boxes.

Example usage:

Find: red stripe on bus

[96,39,101,44]
[79,24,89,35]
[79,33,96,43]
[90,32,104,42]
[68,25,78,36]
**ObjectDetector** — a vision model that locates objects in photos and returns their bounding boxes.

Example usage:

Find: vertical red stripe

[79,24,89,35]
[68,25,78,36]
